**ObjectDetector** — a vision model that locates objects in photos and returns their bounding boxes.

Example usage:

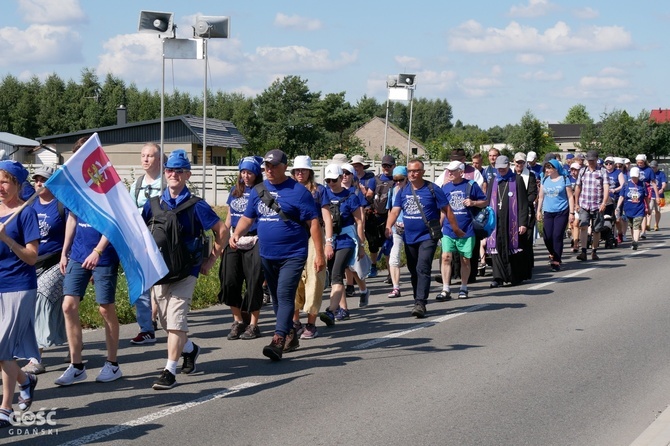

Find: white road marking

[56,382,260,446]
[353,304,489,350]
[528,267,596,290]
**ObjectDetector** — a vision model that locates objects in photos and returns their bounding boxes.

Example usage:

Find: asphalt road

[3,228,670,446]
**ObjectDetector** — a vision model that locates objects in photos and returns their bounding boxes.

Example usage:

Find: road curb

[630,405,670,446]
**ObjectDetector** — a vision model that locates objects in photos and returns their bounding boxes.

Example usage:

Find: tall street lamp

[385,73,416,163]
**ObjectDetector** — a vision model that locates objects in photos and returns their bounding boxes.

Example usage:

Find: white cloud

[573,7,599,20]
[395,56,421,70]
[579,76,628,89]
[18,0,86,25]
[599,66,625,76]
[508,0,557,18]
[516,53,545,64]
[274,13,322,31]
[462,77,502,88]
[449,20,632,53]
[0,24,82,67]
[521,70,563,81]
[250,46,357,71]
[615,93,637,103]
[458,83,488,98]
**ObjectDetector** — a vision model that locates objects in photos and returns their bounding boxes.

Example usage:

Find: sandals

[0,408,13,428]
[18,373,37,411]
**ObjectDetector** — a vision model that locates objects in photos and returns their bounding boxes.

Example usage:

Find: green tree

[563,104,594,124]
[99,73,127,127]
[597,109,637,158]
[318,92,360,154]
[507,110,556,157]
[37,74,68,136]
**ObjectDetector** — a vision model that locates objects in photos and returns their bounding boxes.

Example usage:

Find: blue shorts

[63,260,119,305]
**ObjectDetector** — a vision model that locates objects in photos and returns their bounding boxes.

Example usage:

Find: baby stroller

[586,206,618,249]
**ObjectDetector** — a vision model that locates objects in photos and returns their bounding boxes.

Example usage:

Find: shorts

[63,260,119,305]
[441,235,475,258]
[649,198,660,213]
[151,275,196,332]
[578,208,599,229]
[628,216,644,230]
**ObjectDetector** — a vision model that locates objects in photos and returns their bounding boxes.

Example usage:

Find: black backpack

[329,191,353,235]
[148,195,205,284]
[134,174,167,207]
[372,174,393,215]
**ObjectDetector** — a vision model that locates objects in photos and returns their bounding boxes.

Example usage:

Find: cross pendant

[498,201,503,210]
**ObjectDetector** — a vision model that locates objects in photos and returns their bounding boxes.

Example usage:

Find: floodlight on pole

[138,10,176,194]
[193,15,230,199]
[383,75,399,157]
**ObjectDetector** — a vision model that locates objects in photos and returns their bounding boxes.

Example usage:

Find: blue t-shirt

[244,178,319,260]
[142,187,221,277]
[322,187,363,250]
[393,181,449,244]
[69,217,119,267]
[529,163,543,177]
[606,169,622,201]
[441,180,486,238]
[0,206,40,292]
[638,166,655,186]
[653,171,666,198]
[227,185,258,234]
[621,180,647,218]
[31,198,67,256]
[359,171,377,195]
[541,175,571,213]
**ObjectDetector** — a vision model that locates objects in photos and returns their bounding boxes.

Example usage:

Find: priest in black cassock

[485,155,530,287]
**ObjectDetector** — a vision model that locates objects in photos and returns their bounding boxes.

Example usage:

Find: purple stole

[486,175,521,255]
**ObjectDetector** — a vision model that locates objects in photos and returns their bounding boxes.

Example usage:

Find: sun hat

[349,155,370,169]
[33,165,56,180]
[291,155,313,171]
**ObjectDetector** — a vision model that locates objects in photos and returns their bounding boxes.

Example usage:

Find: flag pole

[0,187,44,229]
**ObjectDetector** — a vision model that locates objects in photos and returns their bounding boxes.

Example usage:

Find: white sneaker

[55,364,87,386]
[96,362,122,383]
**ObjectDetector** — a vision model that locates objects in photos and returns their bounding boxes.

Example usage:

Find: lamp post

[385,73,416,163]
[193,15,230,200]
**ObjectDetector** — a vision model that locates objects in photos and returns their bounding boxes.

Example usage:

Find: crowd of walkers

[0,142,666,426]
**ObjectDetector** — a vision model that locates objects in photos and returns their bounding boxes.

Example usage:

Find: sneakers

[130,331,156,345]
[96,362,123,383]
[227,321,247,340]
[359,289,370,307]
[435,290,451,302]
[18,373,37,411]
[367,265,378,278]
[458,290,469,299]
[654,225,659,231]
[489,280,501,288]
[319,309,335,327]
[550,261,561,272]
[345,285,355,297]
[388,288,401,298]
[591,251,599,260]
[22,361,46,375]
[632,241,638,250]
[383,274,392,284]
[293,320,305,337]
[152,369,176,390]
[617,234,623,244]
[411,302,427,318]
[300,323,318,339]
[262,284,271,305]
[576,251,587,261]
[240,324,261,340]
[55,364,87,386]
[263,334,285,361]
[335,307,350,321]
[283,329,299,353]
[181,343,200,374]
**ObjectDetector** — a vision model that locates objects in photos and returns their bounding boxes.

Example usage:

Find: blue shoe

[359,289,370,307]
[335,307,350,321]
[319,309,335,327]
[367,265,378,278]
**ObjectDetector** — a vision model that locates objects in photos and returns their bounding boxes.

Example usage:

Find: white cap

[341,163,356,177]
[624,158,631,164]
[635,154,646,162]
[570,162,581,170]
[331,153,348,165]
[514,152,526,162]
[527,151,537,162]
[291,155,313,171]
[324,163,343,180]
[629,166,640,177]
[604,156,614,162]
[614,157,624,164]
[446,161,464,171]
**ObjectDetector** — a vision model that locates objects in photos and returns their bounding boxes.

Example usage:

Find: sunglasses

[382,164,393,168]
[165,168,187,174]
[325,178,339,184]
[342,171,353,175]
[515,161,525,164]
[604,161,613,165]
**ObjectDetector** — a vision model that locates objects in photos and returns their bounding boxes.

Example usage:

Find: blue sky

[1,0,669,130]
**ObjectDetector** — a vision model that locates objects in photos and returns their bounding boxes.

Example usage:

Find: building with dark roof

[36,113,248,166]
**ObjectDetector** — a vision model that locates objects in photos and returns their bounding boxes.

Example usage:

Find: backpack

[329,191,353,235]
[465,180,495,238]
[372,174,393,215]
[134,174,167,207]
[253,182,308,232]
[148,195,206,284]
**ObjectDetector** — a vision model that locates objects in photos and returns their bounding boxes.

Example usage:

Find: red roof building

[650,109,670,123]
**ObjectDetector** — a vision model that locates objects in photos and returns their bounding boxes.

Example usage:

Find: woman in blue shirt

[319,164,365,327]
[536,159,575,271]
[617,167,649,250]
[219,156,264,341]
[0,161,40,427]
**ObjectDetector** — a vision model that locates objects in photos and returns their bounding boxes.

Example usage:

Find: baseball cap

[570,162,581,170]
[165,149,191,169]
[341,163,356,178]
[263,149,288,166]
[566,153,575,160]
[381,154,396,165]
[446,161,464,171]
[635,154,647,162]
[324,163,343,180]
[614,157,624,164]
[650,160,659,167]
[494,155,510,168]
[33,165,56,180]
[527,151,537,162]
[604,156,615,163]
[629,166,640,177]
[514,152,526,162]
[575,153,586,160]
[586,150,598,161]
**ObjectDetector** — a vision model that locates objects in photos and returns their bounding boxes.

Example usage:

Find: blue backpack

[466,180,496,237]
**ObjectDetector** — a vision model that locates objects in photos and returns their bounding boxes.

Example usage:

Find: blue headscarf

[238,156,263,177]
